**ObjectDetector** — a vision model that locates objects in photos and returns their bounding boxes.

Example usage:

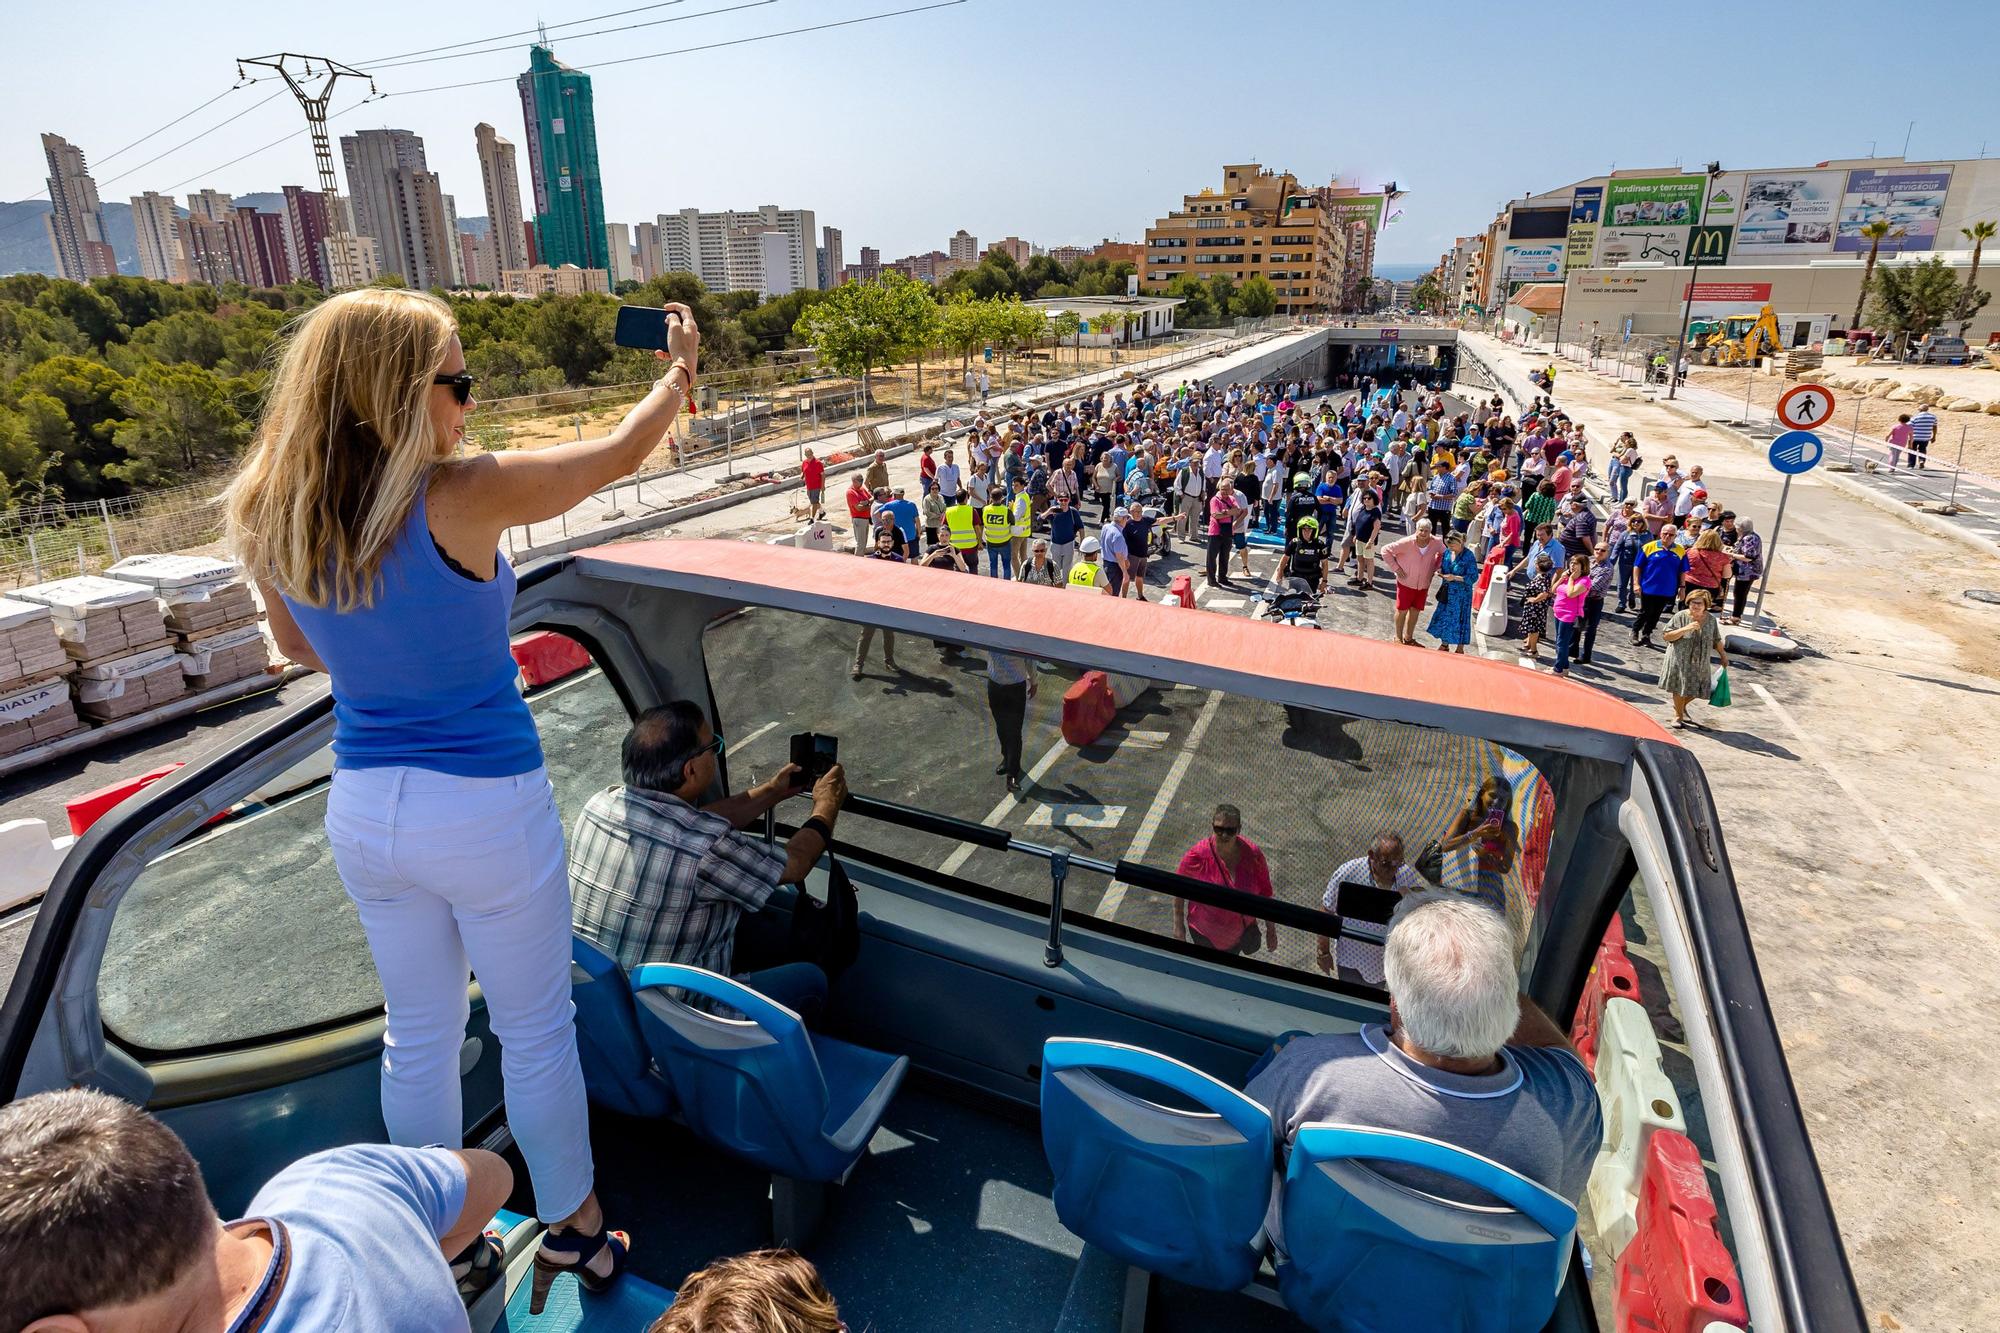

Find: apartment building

[654,205,819,295]
[129,191,186,284]
[500,263,611,296]
[1138,164,1346,314]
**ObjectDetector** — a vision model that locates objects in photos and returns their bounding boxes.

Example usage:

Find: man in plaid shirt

[570,701,848,1020]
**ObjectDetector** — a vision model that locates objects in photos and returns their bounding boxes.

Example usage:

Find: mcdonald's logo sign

[1687,225,1733,267]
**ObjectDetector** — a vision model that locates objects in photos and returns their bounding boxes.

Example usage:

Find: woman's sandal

[529,1222,632,1315]
[450,1232,506,1308]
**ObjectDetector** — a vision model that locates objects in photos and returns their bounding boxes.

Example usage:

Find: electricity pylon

[237,53,375,289]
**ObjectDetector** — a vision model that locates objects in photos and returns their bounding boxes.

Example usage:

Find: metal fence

[0,480,230,591]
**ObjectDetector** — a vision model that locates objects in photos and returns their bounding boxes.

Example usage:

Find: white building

[655,205,819,294]
[322,234,383,286]
[605,222,634,285]
[634,221,664,282]
[819,224,844,289]
[1023,296,1183,345]
[756,230,796,298]
[129,191,187,283]
[948,229,978,263]
[42,135,116,280]
[473,122,529,273]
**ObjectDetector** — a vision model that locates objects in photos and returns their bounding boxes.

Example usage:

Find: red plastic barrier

[1060,672,1117,748]
[1169,573,1194,609]
[510,631,592,688]
[1571,924,1641,1072]
[1474,546,1508,600]
[66,762,185,837]
[1613,1130,1750,1333]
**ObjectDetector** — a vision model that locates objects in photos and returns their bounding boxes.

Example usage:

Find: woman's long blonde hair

[225,288,458,611]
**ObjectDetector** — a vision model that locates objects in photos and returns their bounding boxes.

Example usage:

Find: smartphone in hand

[613,305,675,351]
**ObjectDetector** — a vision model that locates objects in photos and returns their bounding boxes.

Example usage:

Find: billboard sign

[1599,175,1705,267]
[1683,282,1771,303]
[1686,225,1734,267]
[1700,173,1744,225]
[1326,195,1387,234]
[1565,187,1602,270]
[1835,167,1953,252]
[1501,243,1564,284]
[1738,171,1842,253]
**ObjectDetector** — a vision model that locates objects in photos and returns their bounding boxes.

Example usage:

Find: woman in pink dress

[1174,804,1277,955]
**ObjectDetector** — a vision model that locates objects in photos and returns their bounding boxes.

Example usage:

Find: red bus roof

[572,540,1676,757]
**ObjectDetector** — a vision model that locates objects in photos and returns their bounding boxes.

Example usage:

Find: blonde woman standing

[227,288,698,1311]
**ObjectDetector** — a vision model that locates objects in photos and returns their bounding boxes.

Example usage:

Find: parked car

[1909,335,1971,365]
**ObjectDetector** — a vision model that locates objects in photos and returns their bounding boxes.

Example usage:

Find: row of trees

[1851,219,1995,339]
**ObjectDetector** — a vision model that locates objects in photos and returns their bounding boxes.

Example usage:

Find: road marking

[726,720,779,756]
[937,737,1070,876]
[1749,682,1997,941]
[1203,596,1246,610]
[1095,688,1226,921]
[1116,729,1170,749]
[1025,803,1126,829]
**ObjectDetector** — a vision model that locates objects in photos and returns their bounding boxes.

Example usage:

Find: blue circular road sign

[1768,430,1824,475]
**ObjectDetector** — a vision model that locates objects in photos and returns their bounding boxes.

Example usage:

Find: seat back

[1278,1124,1576,1333]
[568,936,673,1119]
[1038,1038,1274,1292]
[629,964,834,1180]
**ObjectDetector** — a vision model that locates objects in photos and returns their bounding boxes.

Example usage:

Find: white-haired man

[1245,894,1600,1255]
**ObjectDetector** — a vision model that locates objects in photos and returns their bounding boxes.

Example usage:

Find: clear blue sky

[7,0,1998,266]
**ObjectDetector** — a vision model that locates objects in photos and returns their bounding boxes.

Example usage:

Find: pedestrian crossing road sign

[1769,430,1824,474]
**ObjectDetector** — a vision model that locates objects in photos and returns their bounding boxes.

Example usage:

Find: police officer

[982,488,1014,579]
[1067,535,1107,594]
[1278,514,1331,597]
[944,495,980,573]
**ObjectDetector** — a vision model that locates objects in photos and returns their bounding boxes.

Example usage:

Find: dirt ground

[1684,353,2000,476]
[1485,335,2000,1330]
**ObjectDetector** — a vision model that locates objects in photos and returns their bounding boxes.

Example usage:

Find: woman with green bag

[1658,587,1731,729]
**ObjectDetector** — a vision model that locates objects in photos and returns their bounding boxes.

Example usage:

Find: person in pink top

[1885,414,1913,470]
[1174,804,1277,955]
[1550,552,1594,676]
[1378,520,1446,647]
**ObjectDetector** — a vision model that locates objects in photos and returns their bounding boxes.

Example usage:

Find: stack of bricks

[0,678,83,758]
[105,554,268,691]
[72,645,187,722]
[0,597,70,693]
[13,575,170,667]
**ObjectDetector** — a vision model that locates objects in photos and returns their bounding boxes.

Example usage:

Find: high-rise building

[605,222,633,285]
[227,208,293,287]
[652,206,819,294]
[41,134,117,280]
[516,44,608,271]
[180,214,236,286]
[129,191,187,283]
[185,189,235,224]
[856,247,881,282]
[1138,164,1347,315]
[948,229,978,263]
[500,263,611,296]
[322,234,383,286]
[392,170,457,290]
[441,194,466,287]
[634,221,664,282]
[473,122,529,273]
[819,225,844,289]
[985,236,1032,265]
[339,129,430,281]
[282,185,337,288]
[459,232,487,288]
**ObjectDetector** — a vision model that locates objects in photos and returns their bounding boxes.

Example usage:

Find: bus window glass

[98,650,628,1054]
[703,607,1559,987]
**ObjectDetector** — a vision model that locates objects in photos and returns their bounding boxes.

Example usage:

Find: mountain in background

[1,199,139,277]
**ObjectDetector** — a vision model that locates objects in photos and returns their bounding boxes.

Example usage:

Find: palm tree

[1957,219,1996,325]
[1850,220,1902,334]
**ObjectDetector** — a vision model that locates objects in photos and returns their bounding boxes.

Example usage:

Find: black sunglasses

[433,372,476,406]
[1212,824,1240,836]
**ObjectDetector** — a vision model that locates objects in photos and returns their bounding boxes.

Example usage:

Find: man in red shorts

[1379,519,1445,646]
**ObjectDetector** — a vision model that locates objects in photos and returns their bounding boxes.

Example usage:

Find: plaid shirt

[569,786,787,975]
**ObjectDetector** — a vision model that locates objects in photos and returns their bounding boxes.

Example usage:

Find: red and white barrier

[1612,1130,1750,1333]
[1587,997,1689,1258]
[1571,921,1642,1071]
[510,631,592,689]
[1168,573,1194,608]
[64,762,184,836]
[1060,672,1117,748]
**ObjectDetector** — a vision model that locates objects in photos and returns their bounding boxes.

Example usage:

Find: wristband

[802,815,834,848]
[667,360,697,413]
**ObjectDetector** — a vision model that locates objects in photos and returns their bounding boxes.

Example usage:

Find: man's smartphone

[790,731,839,782]
[613,305,677,352]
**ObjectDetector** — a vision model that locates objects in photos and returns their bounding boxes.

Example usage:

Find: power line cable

[368,0,780,71]
[362,0,693,64]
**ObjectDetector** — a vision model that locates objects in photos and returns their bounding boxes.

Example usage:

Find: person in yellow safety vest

[1008,487,1033,573]
[982,492,1014,579]
[1067,535,1108,594]
[944,501,980,570]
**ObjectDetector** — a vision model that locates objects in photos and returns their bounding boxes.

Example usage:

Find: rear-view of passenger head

[1383,895,1518,1062]
[649,1248,843,1333]
[0,1088,216,1329]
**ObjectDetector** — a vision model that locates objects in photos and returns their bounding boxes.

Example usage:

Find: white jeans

[326,765,592,1222]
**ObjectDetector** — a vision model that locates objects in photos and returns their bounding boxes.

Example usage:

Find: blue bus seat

[1277,1123,1576,1333]
[569,935,674,1119]
[495,1270,675,1330]
[1038,1037,1275,1293]
[628,963,909,1186]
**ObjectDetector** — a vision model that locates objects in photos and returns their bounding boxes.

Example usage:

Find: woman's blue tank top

[281,489,542,777]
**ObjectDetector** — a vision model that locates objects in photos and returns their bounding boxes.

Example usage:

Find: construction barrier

[1571,921,1642,1071]
[1169,573,1194,609]
[1060,672,1118,748]
[0,818,65,911]
[1587,998,1690,1259]
[1474,559,1511,638]
[64,762,184,837]
[510,631,593,689]
[1612,1130,1750,1333]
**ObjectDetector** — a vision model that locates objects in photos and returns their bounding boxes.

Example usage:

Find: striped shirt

[1909,409,1938,443]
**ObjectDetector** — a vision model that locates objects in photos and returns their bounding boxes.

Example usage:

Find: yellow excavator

[1703,305,1784,366]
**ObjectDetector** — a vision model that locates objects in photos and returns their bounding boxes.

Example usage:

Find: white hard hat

[1079,536,1102,555]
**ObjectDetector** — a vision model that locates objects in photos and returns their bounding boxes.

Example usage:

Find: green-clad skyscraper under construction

[516,44,608,272]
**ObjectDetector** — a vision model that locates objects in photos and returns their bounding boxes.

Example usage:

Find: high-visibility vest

[1010,494,1032,538]
[944,504,979,550]
[1068,560,1101,590]
[982,503,1012,544]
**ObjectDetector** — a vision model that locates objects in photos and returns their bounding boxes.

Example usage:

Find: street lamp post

[1667,161,1724,401]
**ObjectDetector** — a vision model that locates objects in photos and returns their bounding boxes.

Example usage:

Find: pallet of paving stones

[105,553,259,637]
[0,677,84,759]
[0,596,73,692]
[11,575,170,666]
[175,621,272,692]
[73,643,187,722]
